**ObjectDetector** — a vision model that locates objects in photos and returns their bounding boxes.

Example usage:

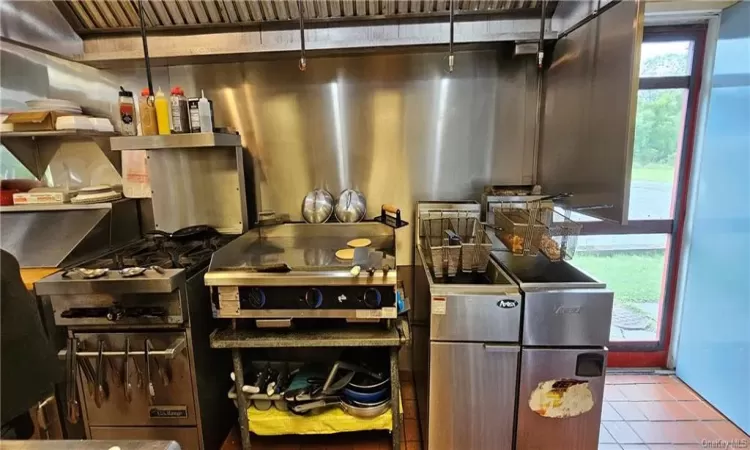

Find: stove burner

[63,234,235,278]
[62,268,109,279]
[118,266,166,278]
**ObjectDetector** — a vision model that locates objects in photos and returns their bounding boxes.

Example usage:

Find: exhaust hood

[55,0,554,34]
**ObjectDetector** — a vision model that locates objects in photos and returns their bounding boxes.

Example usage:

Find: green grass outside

[631,164,675,183]
[572,251,665,304]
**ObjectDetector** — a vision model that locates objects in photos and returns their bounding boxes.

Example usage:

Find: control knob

[362,288,382,309]
[246,288,266,309]
[303,288,323,309]
[106,305,125,321]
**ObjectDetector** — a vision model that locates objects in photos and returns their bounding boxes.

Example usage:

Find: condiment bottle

[169,86,190,134]
[139,88,158,136]
[118,86,136,136]
[155,87,171,135]
[198,90,213,133]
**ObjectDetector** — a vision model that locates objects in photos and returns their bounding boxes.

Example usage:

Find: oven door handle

[57,337,186,360]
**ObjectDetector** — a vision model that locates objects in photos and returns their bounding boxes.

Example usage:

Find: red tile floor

[600,374,749,449]
[221,373,748,450]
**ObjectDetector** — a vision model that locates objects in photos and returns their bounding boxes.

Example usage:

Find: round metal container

[334,189,367,223]
[301,189,334,223]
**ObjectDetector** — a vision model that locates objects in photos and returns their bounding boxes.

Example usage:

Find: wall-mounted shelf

[0,129,121,179]
[0,202,114,213]
[110,133,241,151]
[0,130,116,139]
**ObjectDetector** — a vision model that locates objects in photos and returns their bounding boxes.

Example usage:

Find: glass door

[569,26,707,367]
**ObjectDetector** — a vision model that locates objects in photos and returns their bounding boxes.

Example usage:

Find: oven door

[74,332,196,427]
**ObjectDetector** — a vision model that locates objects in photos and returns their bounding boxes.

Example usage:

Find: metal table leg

[232,348,251,450]
[390,347,401,450]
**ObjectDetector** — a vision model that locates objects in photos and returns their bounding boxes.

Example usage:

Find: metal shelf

[110,133,241,151]
[0,130,121,179]
[210,318,409,349]
[0,130,116,138]
[0,203,114,213]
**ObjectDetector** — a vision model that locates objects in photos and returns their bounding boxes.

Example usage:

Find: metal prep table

[209,319,410,450]
[204,222,410,450]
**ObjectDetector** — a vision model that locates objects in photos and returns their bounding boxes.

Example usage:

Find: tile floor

[221,373,749,450]
[600,374,749,450]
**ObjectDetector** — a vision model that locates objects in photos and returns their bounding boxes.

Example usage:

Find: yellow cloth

[247,398,400,436]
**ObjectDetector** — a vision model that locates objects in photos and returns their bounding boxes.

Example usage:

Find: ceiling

[55,0,554,34]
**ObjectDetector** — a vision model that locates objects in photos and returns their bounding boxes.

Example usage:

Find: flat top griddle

[207,222,396,274]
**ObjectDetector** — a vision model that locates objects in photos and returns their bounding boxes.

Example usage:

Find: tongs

[65,338,80,424]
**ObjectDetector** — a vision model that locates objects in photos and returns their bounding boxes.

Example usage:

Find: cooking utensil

[144,338,155,405]
[334,189,367,223]
[123,337,133,403]
[66,338,80,424]
[374,204,409,228]
[342,386,389,403]
[77,354,96,397]
[80,352,98,396]
[291,396,390,418]
[253,399,273,411]
[301,189,334,223]
[146,339,170,387]
[132,353,144,389]
[347,372,390,393]
[144,225,218,241]
[94,340,107,408]
[106,343,121,388]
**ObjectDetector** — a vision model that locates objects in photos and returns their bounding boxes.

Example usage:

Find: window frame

[579,25,707,361]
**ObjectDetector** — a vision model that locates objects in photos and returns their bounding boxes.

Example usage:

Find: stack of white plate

[71,185,122,204]
[26,99,82,114]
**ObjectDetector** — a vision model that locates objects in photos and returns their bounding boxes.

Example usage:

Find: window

[571,27,705,349]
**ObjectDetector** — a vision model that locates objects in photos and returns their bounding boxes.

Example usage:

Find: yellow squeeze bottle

[155,87,171,135]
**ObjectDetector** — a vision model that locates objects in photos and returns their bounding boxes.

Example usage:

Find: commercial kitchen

[1,0,749,449]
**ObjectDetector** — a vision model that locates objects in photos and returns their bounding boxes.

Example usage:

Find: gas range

[60,234,235,279]
[34,230,237,450]
[36,233,236,325]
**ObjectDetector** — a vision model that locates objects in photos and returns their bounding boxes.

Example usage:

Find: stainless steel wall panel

[147,148,248,234]
[0,0,83,57]
[539,0,643,223]
[162,49,536,262]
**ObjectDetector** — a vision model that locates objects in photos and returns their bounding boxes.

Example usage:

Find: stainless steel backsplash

[163,49,538,261]
[1,45,538,263]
